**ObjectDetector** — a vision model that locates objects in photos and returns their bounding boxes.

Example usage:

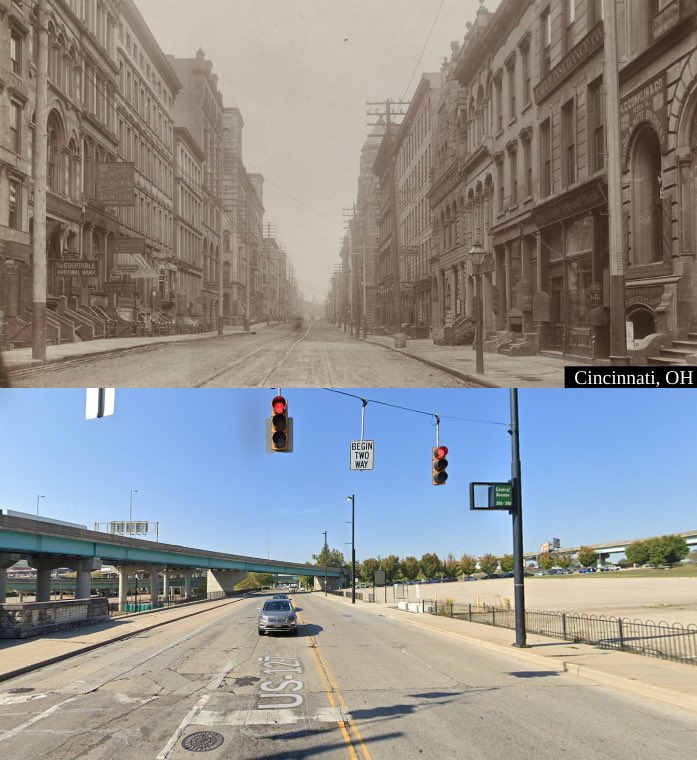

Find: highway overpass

[0,512,342,610]
[522,529,697,564]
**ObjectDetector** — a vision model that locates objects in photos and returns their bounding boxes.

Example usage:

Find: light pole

[129,489,137,536]
[469,242,487,375]
[510,388,527,648]
[36,495,45,516]
[322,530,328,596]
[346,495,355,604]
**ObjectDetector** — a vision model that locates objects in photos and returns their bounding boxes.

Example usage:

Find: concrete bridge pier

[115,566,130,611]
[32,560,55,603]
[71,558,102,599]
[162,570,170,602]
[207,569,248,597]
[313,575,342,592]
[0,553,21,604]
[150,565,160,607]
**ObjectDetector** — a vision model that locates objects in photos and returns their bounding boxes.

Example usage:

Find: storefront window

[509,241,522,310]
[567,257,593,327]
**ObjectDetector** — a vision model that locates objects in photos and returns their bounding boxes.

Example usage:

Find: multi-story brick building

[169,49,223,328]
[394,74,439,335]
[172,126,203,316]
[115,0,179,324]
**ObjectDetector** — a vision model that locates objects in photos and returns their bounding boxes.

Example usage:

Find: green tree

[625,540,650,566]
[648,535,689,566]
[235,575,262,591]
[478,553,499,575]
[419,552,442,579]
[443,553,459,576]
[499,554,514,573]
[256,573,273,588]
[556,554,572,570]
[312,546,346,568]
[401,556,420,581]
[538,552,554,571]
[381,555,401,583]
[459,554,478,578]
[360,558,381,583]
[299,575,314,590]
[577,546,598,568]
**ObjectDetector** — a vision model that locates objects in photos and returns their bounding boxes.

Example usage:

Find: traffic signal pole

[510,389,527,647]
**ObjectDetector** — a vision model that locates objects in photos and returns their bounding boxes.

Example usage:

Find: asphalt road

[11,321,475,388]
[0,593,693,760]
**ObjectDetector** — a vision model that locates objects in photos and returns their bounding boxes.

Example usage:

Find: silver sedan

[258,600,298,636]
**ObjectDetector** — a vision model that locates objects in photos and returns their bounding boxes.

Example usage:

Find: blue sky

[0,389,693,563]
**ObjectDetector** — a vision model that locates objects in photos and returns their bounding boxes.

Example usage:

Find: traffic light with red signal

[268,394,293,452]
[432,445,448,485]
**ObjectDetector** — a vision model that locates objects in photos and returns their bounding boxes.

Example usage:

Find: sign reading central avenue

[350,440,374,470]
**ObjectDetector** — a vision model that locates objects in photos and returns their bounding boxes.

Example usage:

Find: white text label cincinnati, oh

[573,370,695,386]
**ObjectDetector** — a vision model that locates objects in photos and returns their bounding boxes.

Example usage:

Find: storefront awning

[113,252,160,280]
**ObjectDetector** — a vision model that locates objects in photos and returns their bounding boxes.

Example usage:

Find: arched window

[68,138,78,199]
[630,126,663,266]
[47,111,64,193]
[223,230,231,251]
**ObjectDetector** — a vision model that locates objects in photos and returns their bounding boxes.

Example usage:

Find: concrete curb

[318,592,697,716]
[6,330,257,377]
[0,596,245,683]
[357,336,501,388]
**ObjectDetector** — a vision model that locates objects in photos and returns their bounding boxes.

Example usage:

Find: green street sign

[489,483,513,508]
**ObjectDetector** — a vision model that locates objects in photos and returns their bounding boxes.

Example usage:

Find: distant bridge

[0,512,342,610]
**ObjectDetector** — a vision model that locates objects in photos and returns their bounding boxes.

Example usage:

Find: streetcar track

[257,322,313,386]
[194,325,311,387]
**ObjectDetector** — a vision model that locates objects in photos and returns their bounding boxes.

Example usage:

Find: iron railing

[424,601,697,666]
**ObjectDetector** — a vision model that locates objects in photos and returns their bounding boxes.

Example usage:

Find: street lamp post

[322,530,328,596]
[469,242,487,375]
[129,489,137,537]
[36,495,45,516]
[346,495,355,604]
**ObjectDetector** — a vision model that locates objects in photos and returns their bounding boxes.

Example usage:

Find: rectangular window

[10,101,21,154]
[510,151,518,205]
[507,59,516,120]
[495,77,503,133]
[523,138,532,197]
[10,31,22,76]
[564,0,575,53]
[562,99,576,186]
[540,118,552,197]
[8,179,21,229]
[497,160,505,210]
[589,78,605,171]
[521,45,531,106]
[591,0,604,26]
[540,7,552,76]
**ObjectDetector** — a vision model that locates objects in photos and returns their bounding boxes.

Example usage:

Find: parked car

[579,567,597,573]
[500,572,514,578]
[258,599,298,636]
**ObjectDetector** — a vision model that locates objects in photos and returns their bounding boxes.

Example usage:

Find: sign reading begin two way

[349,440,374,471]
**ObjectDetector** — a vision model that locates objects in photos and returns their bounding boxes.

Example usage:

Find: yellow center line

[299,612,373,760]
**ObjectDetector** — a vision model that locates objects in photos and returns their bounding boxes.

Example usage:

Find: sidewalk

[320,591,697,716]
[0,596,243,682]
[360,331,568,388]
[2,323,275,375]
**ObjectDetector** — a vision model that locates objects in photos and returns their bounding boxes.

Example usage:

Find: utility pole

[322,530,328,596]
[346,494,356,604]
[510,389,527,648]
[603,0,628,365]
[32,0,49,360]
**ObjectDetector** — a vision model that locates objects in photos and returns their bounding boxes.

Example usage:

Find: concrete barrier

[0,597,109,638]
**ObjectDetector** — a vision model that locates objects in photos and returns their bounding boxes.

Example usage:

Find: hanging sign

[349,440,374,470]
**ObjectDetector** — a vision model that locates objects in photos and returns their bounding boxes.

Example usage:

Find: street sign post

[349,440,374,470]
[469,481,514,511]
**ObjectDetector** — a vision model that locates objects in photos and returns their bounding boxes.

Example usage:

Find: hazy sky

[1,388,693,563]
[135,0,499,301]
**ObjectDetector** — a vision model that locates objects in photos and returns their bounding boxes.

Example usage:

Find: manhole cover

[181,731,224,752]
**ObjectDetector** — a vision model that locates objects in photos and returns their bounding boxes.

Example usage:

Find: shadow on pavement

[298,623,323,637]
[508,670,560,678]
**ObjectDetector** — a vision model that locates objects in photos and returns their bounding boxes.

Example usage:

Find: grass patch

[529,565,697,579]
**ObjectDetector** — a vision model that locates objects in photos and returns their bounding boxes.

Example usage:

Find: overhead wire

[323,388,508,427]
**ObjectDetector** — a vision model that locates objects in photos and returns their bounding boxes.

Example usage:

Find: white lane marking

[400,649,434,669]
[197,706,343,726]
[155,693,211,760]
[0,693,48,706]
[0,695,81,743]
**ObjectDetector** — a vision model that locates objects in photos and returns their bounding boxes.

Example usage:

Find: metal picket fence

[427,600,697,666]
